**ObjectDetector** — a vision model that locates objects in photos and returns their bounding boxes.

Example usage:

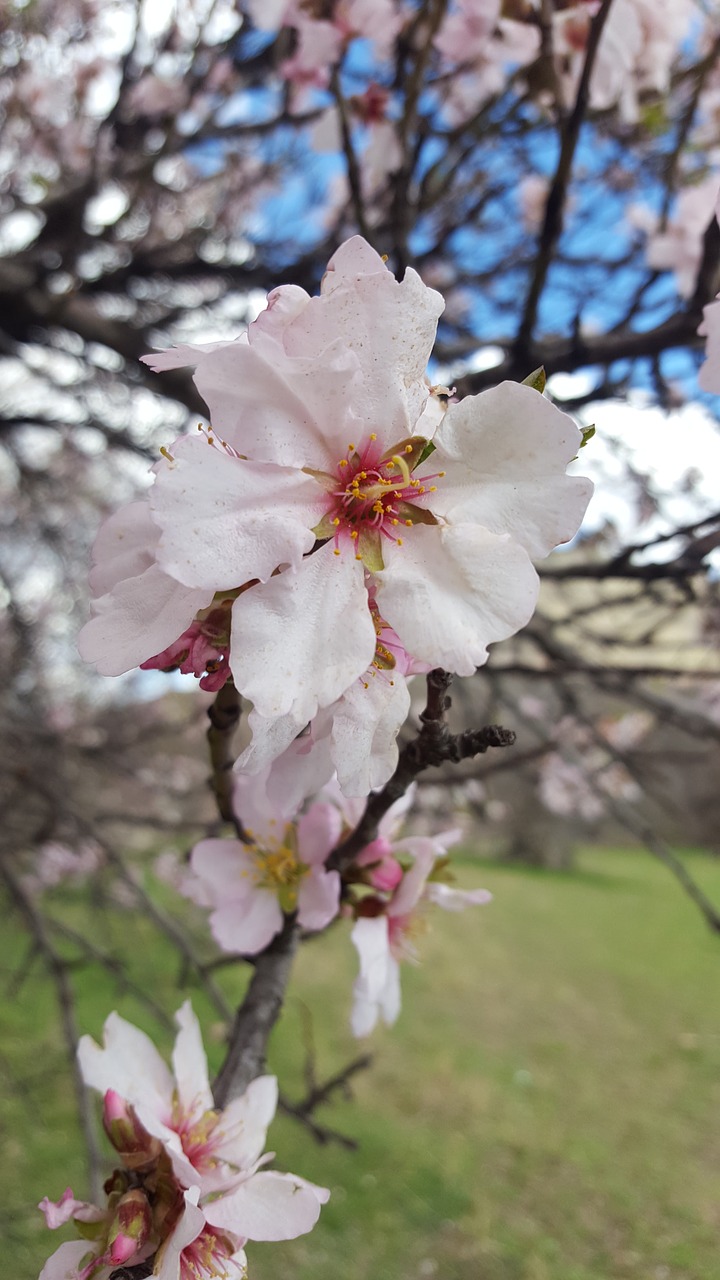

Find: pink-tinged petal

[260,713,336,816]
[389,841,436,917]
[78,565,211,677]
[190,840,258,903]
[232,769,295,842]
[298,866,340,931]
[250,284,310,338]
[88,501,157,597]
[330,673,411,797]
[375,524,539,676]
[284,245,444,439]
[425,883,493,911]
[377,784,416,841]
[150,436,323,590]
[39,1240,100,1280]
[296,803,343,866]
[193,338,360,470]
[204,1170,328,1241]
[172,1002,213,1122]
[153,1189,206,1280]
[376,953,402,1028]
[230,545,376,722]
[77,1012,174,1115]
[210,888,283,956]
[142,338,239,372]
[213,1076,278,1171]
[430,383,593,558]
[234,709,311,778]
[39,1188,105,1229]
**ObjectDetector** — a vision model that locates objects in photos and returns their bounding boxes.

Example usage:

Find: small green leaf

[418,440,436,465]
[579,424,596,449]
[522,366,546,393]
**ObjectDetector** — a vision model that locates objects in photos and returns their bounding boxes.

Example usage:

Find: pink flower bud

[102,1092,160,1168]
[107,1188,152,1264]
[109,1232,138,1265]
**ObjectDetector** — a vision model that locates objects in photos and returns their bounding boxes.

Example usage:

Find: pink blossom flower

[153,1190,247,1280]
[350,832,491,1036]
[139,237,591,740]
[77,1002,329,1241]
[631,176,719,299]
[188,768,341,954]
[140,602,232,691]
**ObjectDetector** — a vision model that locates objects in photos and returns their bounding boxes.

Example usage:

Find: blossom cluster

[79,235,592,796]
[39,1003,328,1279]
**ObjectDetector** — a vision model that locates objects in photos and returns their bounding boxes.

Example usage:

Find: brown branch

[206,679,247,837]
[330,67,373,244]
[212,915,299,1107]
[515,0,616,358]
[327,669,516,876]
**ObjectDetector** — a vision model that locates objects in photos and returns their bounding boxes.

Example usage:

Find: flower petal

[77,1012,174,1116]
[350,916,392,1036]
[153,1189,206,1280]
[193,337,360,470]
[39,1240,100,1280]
[230,545,376,722]
[210,888,283,956]
[430,383,593,558]
[296,803,343,866]
[190,840,257,903]
[88,500,157,597]
[298,867,340,931]
[425,883,493,911]
[213,1075,279,1172]
[151,436,324,590]
[330,672,411,797]
[38,1188,105,1229]
[204,1170,328,1241]
[172,1002,213,1122]
[375,524,539,676]
[78,565,211,676]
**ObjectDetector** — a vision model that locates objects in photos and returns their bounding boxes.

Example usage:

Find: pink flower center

[314,434,444,566]
[180,1225,245,1280]
[173,1108,222,1172]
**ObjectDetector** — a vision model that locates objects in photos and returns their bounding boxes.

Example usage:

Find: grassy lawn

[3,847,720,1280]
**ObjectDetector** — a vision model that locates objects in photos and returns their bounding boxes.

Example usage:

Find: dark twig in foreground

[207,680,247,838]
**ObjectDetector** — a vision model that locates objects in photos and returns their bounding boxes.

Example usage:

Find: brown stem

[206,679,247,838]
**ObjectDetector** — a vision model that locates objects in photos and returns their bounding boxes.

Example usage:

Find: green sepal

[357,528,384,572]
[381,435,429,472]
[522,366,546,393]
[394,501,438,527]
[278,885,299,914]
[418,441,436,465]
[311,513,340,539]
[303,466,339,492]
[579,424,595,449]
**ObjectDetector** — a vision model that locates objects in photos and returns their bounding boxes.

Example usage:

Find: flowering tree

[1,2,720,1276]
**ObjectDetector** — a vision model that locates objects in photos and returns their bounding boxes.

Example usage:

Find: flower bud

[107,1188,152,1263]
[102,1090,161,1169]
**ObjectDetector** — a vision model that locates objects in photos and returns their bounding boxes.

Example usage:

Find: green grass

[3,848,720,1280]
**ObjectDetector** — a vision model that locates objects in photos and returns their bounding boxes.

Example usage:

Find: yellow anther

[159,446,175,462]
[350,529,359,539]
[373,501,385,514]
[417,486,425,493]
[363,681,369,689]
[429,485,437,492]
[386,459,395,468]
[355,554,363,561]
[390,680,395,686]
[332,517,340,526]
[333,548,341,556]
[369,432,377,441]
[405,444,413,454]
[392,518,399,526]
[397,537,403,545]
[339,459,348,468]
[360,471,367,479]
[348,442,355,451]
[438,471,446,477]
[405,519,413,527]
[197,423,203,430]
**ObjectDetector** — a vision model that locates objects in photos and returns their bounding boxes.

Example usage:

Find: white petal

[298,867,341,931]
[172,1002,213,1122]
[210,888,283,955]
[285,249,444,439]
[193,337,360,470]
[375,524,539,676]
[425,883,493,911]
[350,915,393,1036]
[39,1241,99,1280]
[431,383,593,557]
[230,545,376,722]
[330,673,411,797]
[151,436,324,590]
[190,840,257,903]
[389,841,436,917]
[296,803,342,866]
[77,1011,174,1116]
[88,500,157,597]
[204,1170,328,1240]
[213,1075,278,1171]
[142,337,238,372]
[262,712,336,815]
[377,953,402,1027]
[78,565,211,676]
[154,1190,206,1280]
